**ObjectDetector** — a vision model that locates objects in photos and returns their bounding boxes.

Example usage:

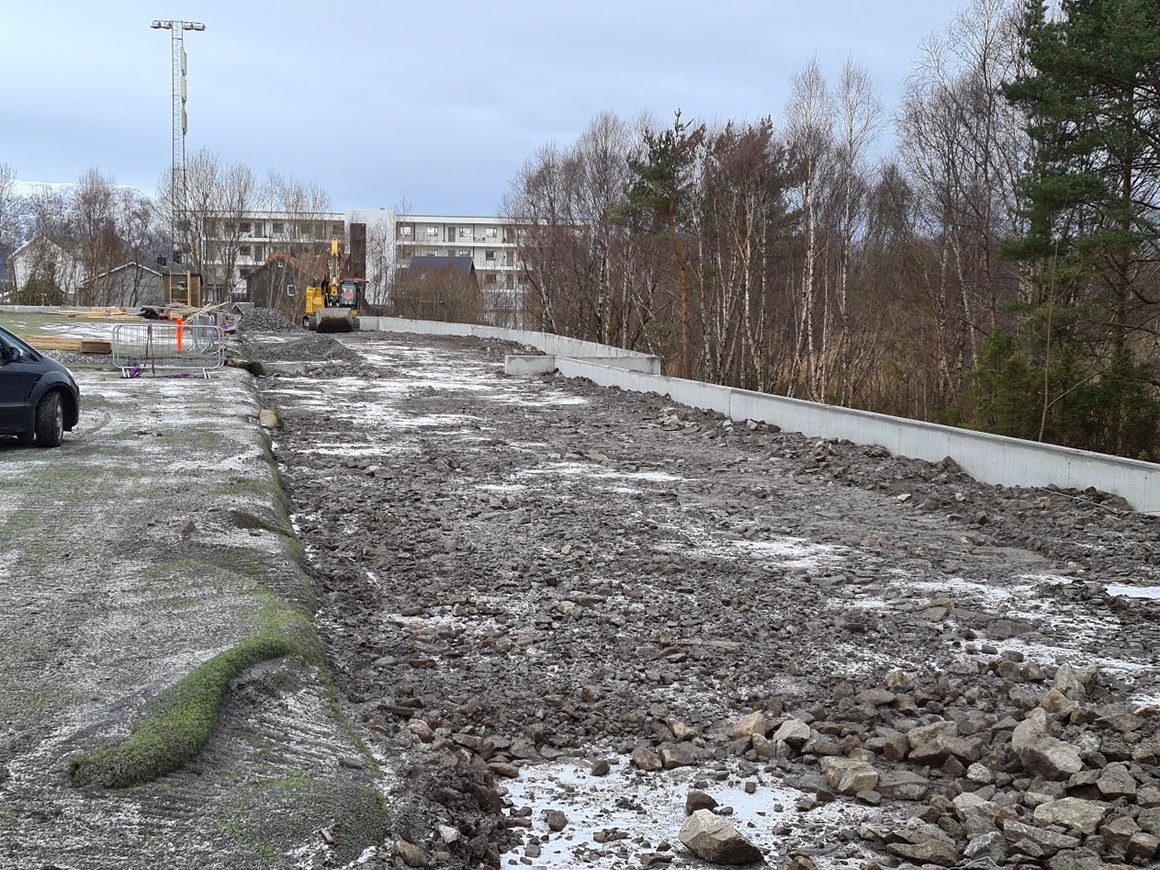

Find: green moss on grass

[68,601,321,789]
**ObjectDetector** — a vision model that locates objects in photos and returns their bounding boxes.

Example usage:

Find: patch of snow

[1106,584,1160,600]
[501,756,891,869]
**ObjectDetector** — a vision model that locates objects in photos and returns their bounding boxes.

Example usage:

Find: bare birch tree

[830,59,882,403]
[0,163,18,294]
[177,148,259,297]
[69,168,121,306]
[897,0,1027,401]
[785,58,834,398]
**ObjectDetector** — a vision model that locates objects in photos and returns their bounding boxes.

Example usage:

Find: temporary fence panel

[112,322,225,377]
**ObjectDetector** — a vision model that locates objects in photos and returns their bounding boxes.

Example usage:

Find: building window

[399,225,413,238]
[426,226,439,237]
[239,267,253,279]
[428,249,441,256]
[240,222,252,235]
[486,227,498,238]
[459,227,471,238]
[484,273,497,285]
[456,249,471,258]
[485,250,496,261]
[239,245,252,257]
[272,221,285,234]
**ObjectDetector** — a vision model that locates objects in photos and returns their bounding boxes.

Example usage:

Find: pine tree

[993,0,1160,457]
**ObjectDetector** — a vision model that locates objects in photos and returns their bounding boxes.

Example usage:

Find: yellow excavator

[304,239,361,333]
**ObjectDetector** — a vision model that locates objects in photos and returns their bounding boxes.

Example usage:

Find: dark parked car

[0,324,80,447]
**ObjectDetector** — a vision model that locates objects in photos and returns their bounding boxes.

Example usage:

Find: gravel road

[246,323,1160,870]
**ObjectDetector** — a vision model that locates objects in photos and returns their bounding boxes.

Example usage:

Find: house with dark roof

[88,261,165,307]
[405,255,477,277]
[240,252,320,327]
[392,255,482,322]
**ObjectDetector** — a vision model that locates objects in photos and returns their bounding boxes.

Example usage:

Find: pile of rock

[383,763,515,869]
[236,306,302,333]
[665,662,1160,868]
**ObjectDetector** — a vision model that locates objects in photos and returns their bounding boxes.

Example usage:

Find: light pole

[151,19,205,271]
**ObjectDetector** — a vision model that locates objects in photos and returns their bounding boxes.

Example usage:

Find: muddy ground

[242,319,1160,870]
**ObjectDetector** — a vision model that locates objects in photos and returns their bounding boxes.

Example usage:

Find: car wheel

[34,392,64,448]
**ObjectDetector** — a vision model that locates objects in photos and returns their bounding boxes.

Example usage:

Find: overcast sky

[2,0,964,216]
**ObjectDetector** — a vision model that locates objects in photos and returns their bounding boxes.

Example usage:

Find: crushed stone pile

[236,306,302,334]
[231,308,364,366]
[250,333,363,364]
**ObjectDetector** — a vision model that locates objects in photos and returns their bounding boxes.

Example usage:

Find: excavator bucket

[314,308,355,333]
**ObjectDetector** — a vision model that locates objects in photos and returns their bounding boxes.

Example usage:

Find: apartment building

[197,209,528,325]
[394,215,526,327]
[197,210,346,296]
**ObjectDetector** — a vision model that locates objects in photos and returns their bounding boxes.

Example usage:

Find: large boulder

[1012,708,1083,778]
[1097,762,1137,800]
[730,712,770,740]
[877,769,930,801]
[1001,819,1080,854]
[679,810,764,865]
[820,756,879,796]
[884,820,961,867]
[771,717,811,749]
[1031,796,1108,835]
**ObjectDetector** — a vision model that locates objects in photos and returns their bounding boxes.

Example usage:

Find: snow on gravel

[246,325,1160,870]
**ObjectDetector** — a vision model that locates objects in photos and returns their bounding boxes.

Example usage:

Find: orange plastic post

[176,317,184,353]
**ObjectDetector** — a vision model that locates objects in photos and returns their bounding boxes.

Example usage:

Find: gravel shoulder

[0,363,383,869]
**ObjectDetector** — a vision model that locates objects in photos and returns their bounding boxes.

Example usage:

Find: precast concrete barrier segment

[359,316,1160,514]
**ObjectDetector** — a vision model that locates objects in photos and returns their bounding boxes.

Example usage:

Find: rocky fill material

[242,320,1160,869]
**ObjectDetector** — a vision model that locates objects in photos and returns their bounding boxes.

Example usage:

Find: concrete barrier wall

[360,317,654,360]
[363,317,1160,514]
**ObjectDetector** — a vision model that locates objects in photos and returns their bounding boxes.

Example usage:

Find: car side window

[0,332,31,363]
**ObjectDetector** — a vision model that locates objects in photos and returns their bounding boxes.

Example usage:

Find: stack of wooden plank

[26,335,113,355]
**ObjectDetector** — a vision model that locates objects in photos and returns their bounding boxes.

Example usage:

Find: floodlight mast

[150,19,205,270]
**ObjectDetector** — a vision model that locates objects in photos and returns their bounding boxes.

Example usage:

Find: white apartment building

[198,210,347,295]
[393,215,526,326]
[198,209,528,324]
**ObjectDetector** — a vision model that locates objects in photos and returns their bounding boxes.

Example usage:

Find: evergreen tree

[992,0,1160,457]
[625,112,705,379]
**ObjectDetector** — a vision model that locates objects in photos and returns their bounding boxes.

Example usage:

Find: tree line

[504,0,1160,460]
[0,149,334,308]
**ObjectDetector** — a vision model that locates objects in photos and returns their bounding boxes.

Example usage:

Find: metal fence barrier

[112,322,225,377]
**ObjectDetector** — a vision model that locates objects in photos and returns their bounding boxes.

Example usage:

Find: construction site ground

[2,309,1160,870]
